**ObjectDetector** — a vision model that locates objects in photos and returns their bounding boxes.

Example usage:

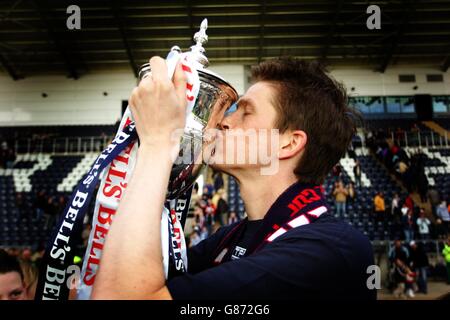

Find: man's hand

[129,56,188,152]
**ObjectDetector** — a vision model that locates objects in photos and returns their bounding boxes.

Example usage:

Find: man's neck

[235,170,298,221]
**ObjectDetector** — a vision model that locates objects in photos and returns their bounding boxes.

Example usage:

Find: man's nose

[218,115,231,130]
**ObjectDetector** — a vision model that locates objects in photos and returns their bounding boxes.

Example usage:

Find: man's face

[209,81,278,174]
[0,272,26,300]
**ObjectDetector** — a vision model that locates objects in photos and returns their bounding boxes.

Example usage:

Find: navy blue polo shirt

[167,213,376,300]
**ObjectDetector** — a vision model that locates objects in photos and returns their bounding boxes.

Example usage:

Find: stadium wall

[0,65,448,126]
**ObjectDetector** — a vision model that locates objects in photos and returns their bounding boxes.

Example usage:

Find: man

[333,180,348,217]
[212,188,229,226]
[443,235,450,284]
[427,187,440,218]
[389,240,410,299]
[416,209,431,240]
[0,249,27,300]
[408,241,429,294]
[373,192,386,224]
[437,200,449,235]
[353,159,362,187]
[391,193,400,221]
[405,193,414,213]
[402,209,415,243]
[92,57,375,300]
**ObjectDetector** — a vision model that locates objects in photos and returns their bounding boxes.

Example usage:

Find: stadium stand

[0,152,98,246]
[1,130,449,246]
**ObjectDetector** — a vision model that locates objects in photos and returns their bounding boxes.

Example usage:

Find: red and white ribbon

[77,51,200,299]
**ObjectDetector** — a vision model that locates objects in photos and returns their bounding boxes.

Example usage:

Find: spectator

[416,209,431,240]
[213,189,229,226]
[391,193,401,221]
[228,211,239,225]
[34,190,47,220]
[400,203,409,216]
[201,186,212,201]
[332,164,342,182]
[417,173,429,204]
[347,182,356,204]
[0,249,27,300]
[396,160,408,175]
[389,240,410,299]
[20,248,32,264]
[189,226,202,248]
[408,241,429,294]
[204,199,216,235]
[44,196,59,231]
[333,180,348,217]
[213,171,224,192]
[199,225,209,241]
[435,219,447,240]
[353,160,362,187]
[404,265,417,298]
[442,236,450,284]
[193,206,205,229]
[190,183,200,209]
[436,201,449,235]
[427,187,440,218]
[30,243,45,266]
[55,195,66,217]
[373,192,386,224]
[404,193,414,213]
[402,209,415,242]
[395,127,404,142]
[211,190,221,209]
[347,142,356,159]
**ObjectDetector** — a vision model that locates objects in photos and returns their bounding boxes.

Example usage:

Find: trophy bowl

[167,68,238,199]
[137,28,238,200]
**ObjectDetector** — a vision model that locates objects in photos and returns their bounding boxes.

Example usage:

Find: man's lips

[202,129,223,158]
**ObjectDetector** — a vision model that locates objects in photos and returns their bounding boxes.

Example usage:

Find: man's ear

[278,130,307,160]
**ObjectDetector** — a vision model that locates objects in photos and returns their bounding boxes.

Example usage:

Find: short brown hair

[251,57,360,185]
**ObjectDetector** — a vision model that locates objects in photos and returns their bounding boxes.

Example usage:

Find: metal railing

[372,239,446,258]
[14,135,114,154]
[389,130,449,148]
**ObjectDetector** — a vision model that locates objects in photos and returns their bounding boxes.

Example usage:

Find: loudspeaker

[414,94,433,121]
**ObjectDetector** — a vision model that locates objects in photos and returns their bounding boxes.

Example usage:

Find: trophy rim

[197,68,238,100]
[138,62,239,102]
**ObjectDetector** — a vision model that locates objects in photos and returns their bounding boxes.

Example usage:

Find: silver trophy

[138,19,238,199]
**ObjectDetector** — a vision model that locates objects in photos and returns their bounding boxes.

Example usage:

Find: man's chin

[209,162,235,176]
[209,162,226,172]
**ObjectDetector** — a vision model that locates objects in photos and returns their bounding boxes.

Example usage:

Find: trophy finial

[190,18,209,67]
[193,18,208,50]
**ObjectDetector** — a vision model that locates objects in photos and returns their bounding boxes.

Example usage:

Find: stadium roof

[0,0,450,80]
